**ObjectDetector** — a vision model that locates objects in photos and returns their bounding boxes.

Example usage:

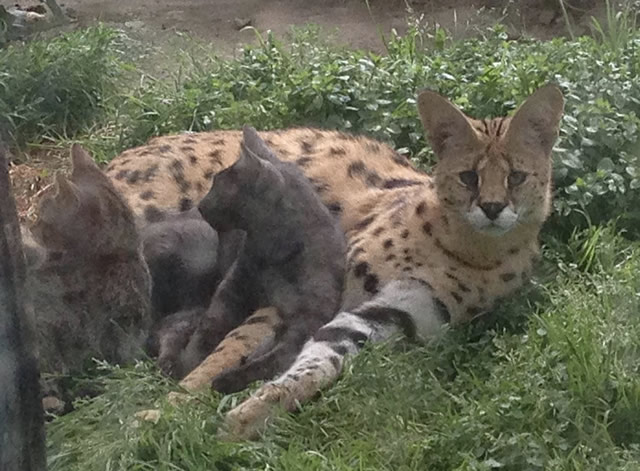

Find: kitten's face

[31,146,139,255]
[199,133,285,233]
[198,162,248,232]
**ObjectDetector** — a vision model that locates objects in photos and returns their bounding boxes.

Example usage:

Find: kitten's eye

[508,171,527,187]
[459,170,479,189]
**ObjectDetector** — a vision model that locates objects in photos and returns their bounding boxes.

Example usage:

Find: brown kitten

[26,145,152,404]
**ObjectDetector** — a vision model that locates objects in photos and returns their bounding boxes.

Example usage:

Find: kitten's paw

[157,352,182,379]
[211,366,250,394]
[218,384,289,441]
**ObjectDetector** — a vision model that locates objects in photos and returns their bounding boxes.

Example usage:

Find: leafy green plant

[93,24,640,240]
[0,25,122,148]
[590,0,638,57]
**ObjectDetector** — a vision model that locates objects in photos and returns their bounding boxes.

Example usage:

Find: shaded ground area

[5,0,601,55]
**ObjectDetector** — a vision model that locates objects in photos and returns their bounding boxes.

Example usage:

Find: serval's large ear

[504,84,564,157]
[70,144,101,180]
[417,89,479,158]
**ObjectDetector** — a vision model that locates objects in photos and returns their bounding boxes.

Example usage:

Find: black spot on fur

[435,238,500,271]
[350,247,365,259]
[330,146,346,156]
[296,156,313,167]
[144,205,164,223]
[382,179,422,189]
[508,247,520,255]
[179,198,193,211]
[385,254,396,261]
[416,201,427,215]
[354,262,369,278]
[159,144,172,153]
[500,273,517,282]
[354,215,376,231]
[143,164,159,182]
[115,169,129,180]
[451,292,463,303]
[457,282,471,293]
[208,150,222,162]
[171,159,185,173]
[383,239,394,249]
[401,229,409,239]
[404,256,412,263]
[189,155,198,164]
[180,146,195,153]
[140,190,155,200]
[329,344,348,356]
[402,266,413,272]
[348,160,366,178]
[366,172,382,187]
[309,178,330,194]
[355,305,416,339]
[373,226,385,237]
[422,222,432,236]
[433,297,451,323]
[363,274,379,293]
[326,202,342,214]
[315,326,368,347]
[127,170,141,184]
[204,169,215,180]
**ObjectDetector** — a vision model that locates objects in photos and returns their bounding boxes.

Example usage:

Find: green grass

[0,25,124,149]
[46,232,640,470]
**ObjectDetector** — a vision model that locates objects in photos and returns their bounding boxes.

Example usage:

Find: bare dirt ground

[3,0,601,221]
[6,0,601,56]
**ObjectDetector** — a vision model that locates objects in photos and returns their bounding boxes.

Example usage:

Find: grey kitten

[141,208,219,317]
[144,221,246,368]
[172,125,346,392]
[25,145,153,405]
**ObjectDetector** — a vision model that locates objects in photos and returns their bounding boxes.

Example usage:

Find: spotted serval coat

[106,85,564,439]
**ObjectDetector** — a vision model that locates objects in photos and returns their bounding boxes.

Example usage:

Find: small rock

[124,20,145,30]
[134,409,161,424]
[42,396,65,414]
[233,17,252,30]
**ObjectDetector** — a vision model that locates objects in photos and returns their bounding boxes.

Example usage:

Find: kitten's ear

[54,173,80,211]
[70,144,100,179]
[241,125,278,163]
[236,143,285,197]
[504,84,564,157]
[417,90,479,158]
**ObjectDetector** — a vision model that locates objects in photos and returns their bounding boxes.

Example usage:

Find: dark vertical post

[0,146,47,471]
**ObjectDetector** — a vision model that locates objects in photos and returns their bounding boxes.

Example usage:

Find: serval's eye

[508,171,527,188]
[459,170,479,189]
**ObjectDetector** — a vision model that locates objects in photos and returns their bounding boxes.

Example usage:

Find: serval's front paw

[218,384,291,441]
